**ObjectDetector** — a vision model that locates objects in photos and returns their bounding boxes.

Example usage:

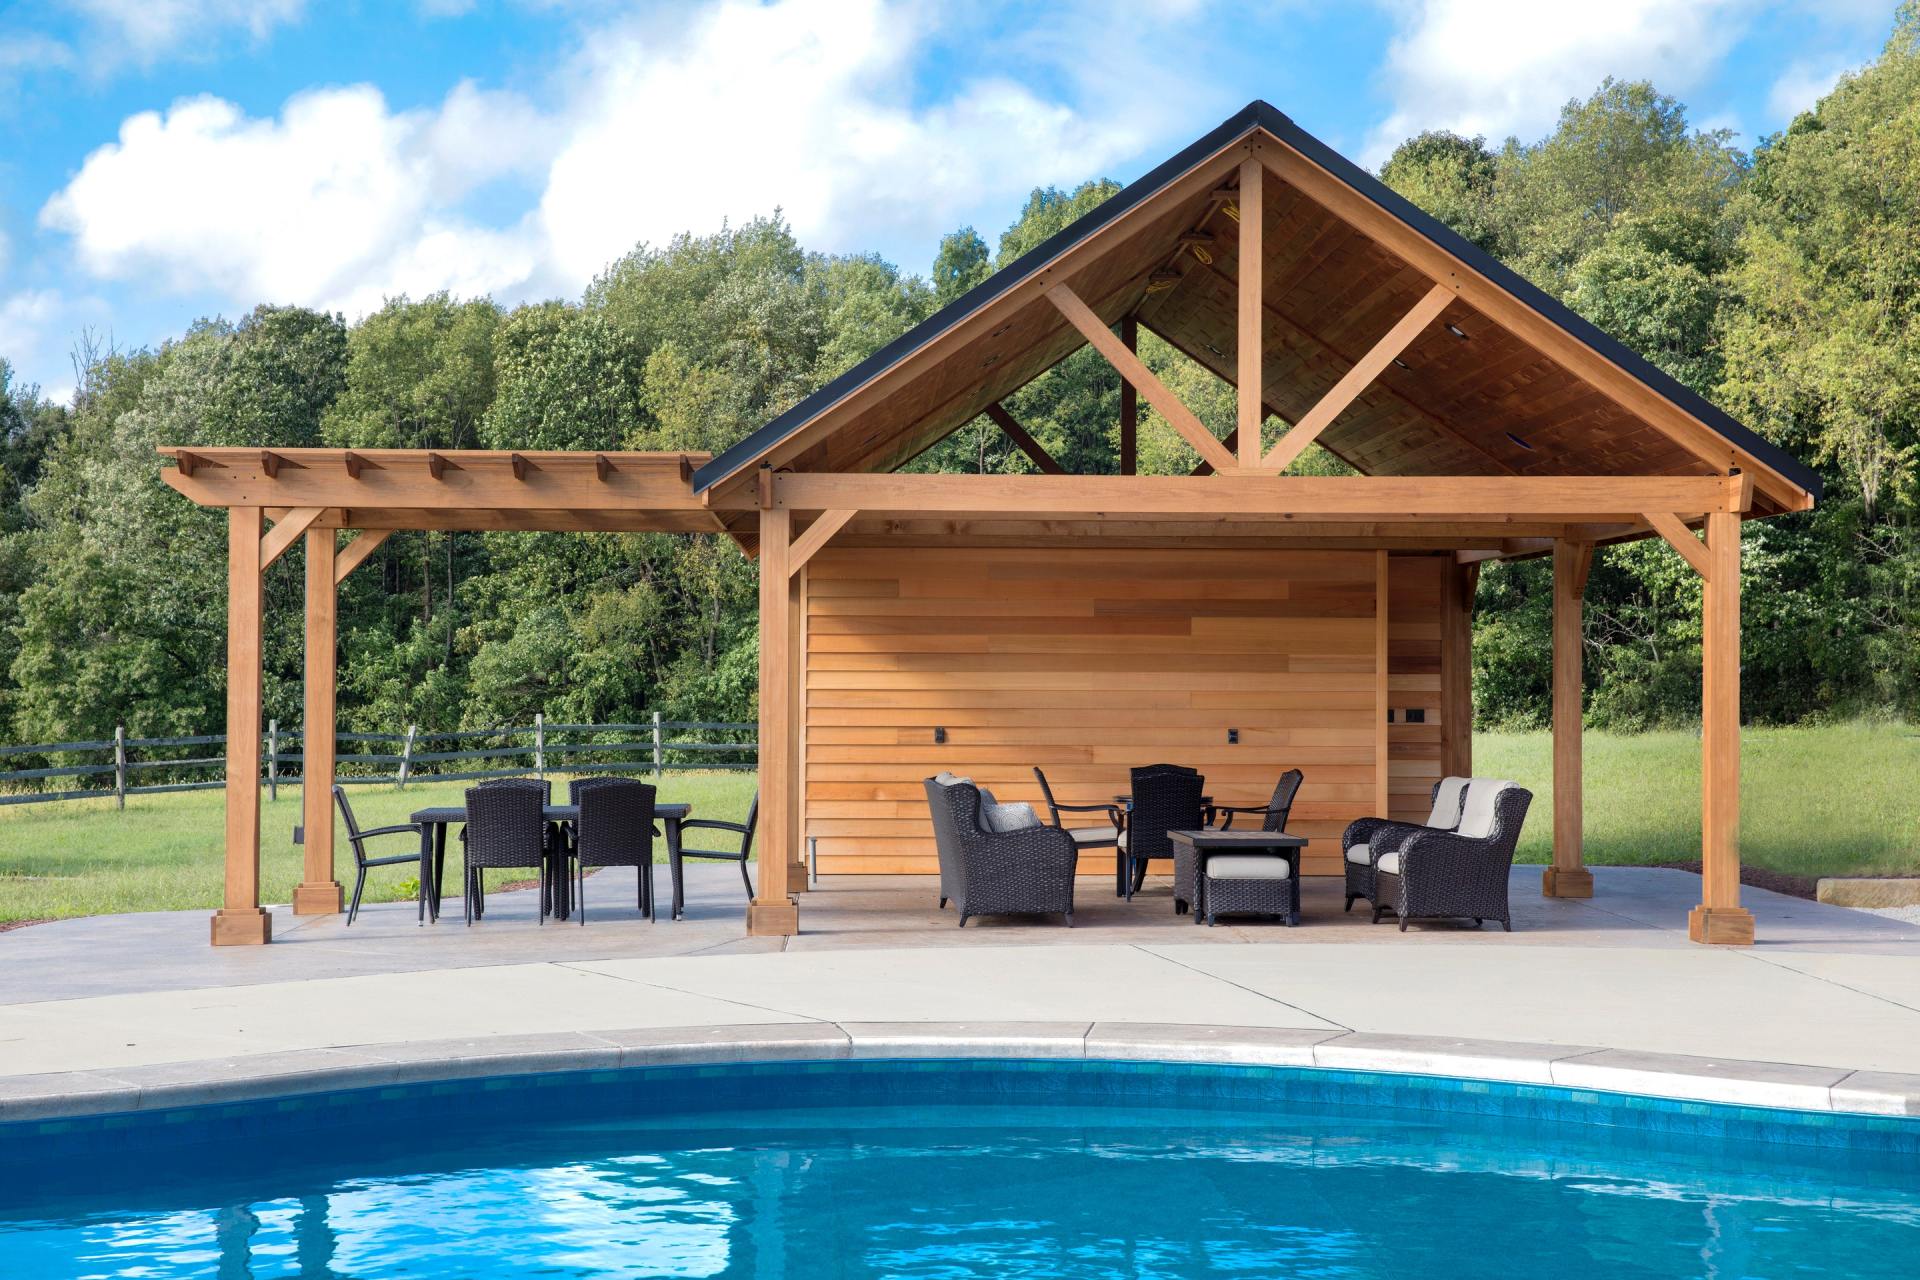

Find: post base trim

[786,859,809,893]
[210,908,272,946]
[747,898,799,936]
[1687,905,1755,946]
[1541,866,1594,898]
[292,881,344,915]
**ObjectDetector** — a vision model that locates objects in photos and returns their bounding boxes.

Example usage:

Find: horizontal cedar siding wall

[804,547,1445,877]
[1388,555,1445,825]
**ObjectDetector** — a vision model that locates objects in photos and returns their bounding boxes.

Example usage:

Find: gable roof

[694,100,1820,513]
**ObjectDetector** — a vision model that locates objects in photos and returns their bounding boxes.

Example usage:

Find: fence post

[398,723,418,788]
[114,724,127,810]
[652,711,663,777]
[534,713,546,780]
[266,718,279,801]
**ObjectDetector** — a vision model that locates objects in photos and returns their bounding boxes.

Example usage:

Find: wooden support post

[1439,560,1474,779]
[1237,156,1264,470]
[294,526,343,915]
[1119,317,1137,475]
[212,506,271,945]
[1374,551,1391,817]
[1544,540,1595,898]
[1690,506,1753,944]
[750,505,799,935]
[787,564,808,891]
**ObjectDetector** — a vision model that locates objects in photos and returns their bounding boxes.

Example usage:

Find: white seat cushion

[1376,849,1402,875]
[1428,776,1470,829]
[1116,831,1128,852]
[1344,841,1370,866]
[1456,779,1518,839]
[1067,824,1118,845]
[1205,854,1292,880]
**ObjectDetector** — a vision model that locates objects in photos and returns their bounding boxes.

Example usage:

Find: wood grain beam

[789,509,858,575]
[1046,283,1238,473]
[983,403,1067,475]
[1644,510,1712,580]
[1544,539,1595,899]
[333,528,393,585]
[1237,156,1265,470]
[1264,283,1454,471]
[259,507,324,571]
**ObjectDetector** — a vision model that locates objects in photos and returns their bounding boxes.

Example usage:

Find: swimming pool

[3,1058,1917,1278]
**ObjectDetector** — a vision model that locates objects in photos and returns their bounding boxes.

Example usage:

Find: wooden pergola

[163,101,1818,947]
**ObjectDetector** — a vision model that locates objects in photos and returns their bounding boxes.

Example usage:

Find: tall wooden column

[1236,155,1264,470]
[1544,539,1594,897]
[786,564,808,891]
[294,527,343,914]
[212,506,271,945]
[1690,508,1753,944]
[1439,559,1476,779]
[1373,551,1391,817]
[750,503,799,935]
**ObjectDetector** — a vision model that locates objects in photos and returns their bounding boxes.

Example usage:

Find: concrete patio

[5,865,1920,1121]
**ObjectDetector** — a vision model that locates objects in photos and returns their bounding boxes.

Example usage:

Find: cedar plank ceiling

[702,102,1817,522]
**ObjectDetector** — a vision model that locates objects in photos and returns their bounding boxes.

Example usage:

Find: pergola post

[212,506,271,945]
[750,502,799,935]
[1690,507,1753,944]
[1544,539,1594,898]
[294,526,343,914]
[1439,560,1476,778]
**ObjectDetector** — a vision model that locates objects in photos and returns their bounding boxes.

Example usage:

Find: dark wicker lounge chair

[1365,779,1533,931]
[1342,776,1468,914]
[567,778,656,923]
[926,778,1076,926]
[1121,764,1205,901]
[461,783,548,925]
[333,785,421,925]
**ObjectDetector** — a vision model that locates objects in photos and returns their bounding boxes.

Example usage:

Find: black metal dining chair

[677,792,759,901]
[461,783,549,925]
[568,779,657,923]
[1122,764,1206,901]
[332,784,421,926]
[1213,769,1304,832]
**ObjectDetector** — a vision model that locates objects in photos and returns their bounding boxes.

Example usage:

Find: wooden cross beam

[982,403,1066,475]
[788,509,858,575]
[1644,510,1712,579]
[259,507,325,570]
[334,528,393,585]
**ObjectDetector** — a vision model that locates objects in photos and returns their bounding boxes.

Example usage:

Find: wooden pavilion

[163,101,1819,948]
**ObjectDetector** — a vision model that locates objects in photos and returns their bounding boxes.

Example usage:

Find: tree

[1379,131,1504,255]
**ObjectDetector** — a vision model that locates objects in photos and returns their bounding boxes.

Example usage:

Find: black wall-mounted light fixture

[1406,708,1426,724]
[933,727,946,744]
[1227,728,1239,745]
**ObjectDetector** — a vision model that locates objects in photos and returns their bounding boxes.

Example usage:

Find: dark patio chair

[568,779,656,924]
[459,776,556,917]
[1342,776,1468,913]
[461,783,548,925]
[676,792,760,902]
[1365,779,1533,931]
[931,780,1077,927]
[1031,766,1122,861]
[1174,770,1303,917]
[332,784,420,926]
[1121,764,1206,902]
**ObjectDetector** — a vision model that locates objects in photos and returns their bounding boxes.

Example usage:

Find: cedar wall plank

[804,547,1449,878]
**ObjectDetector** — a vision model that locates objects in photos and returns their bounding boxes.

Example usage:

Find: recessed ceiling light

[1391,358,1412,371]
[1204,344,1224,357]
[981,354,1000,368]
[1446,323,1469,340]
[1505,432,1534,451]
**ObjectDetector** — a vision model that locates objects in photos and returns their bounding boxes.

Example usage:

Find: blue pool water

[2,1059,1918,1278]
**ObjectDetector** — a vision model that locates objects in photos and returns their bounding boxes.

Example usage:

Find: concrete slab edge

[3,1022,1916,1123]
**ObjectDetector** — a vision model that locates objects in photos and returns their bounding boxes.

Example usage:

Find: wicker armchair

[1367,779,1533,931]
[568,779,656,924]
[1342,776,1469,913]
[931,780,1077,926]
[461,784,549,925]
[1121,764,1206,901]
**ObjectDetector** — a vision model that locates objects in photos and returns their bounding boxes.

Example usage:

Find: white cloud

[39,0,1138,319]
[0,289,105,405]
[1362,0,1753,164]
[1766,56,1850,122]
[65,0,307,67]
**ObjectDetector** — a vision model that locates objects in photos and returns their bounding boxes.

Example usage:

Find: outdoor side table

[1167,829,1306,926]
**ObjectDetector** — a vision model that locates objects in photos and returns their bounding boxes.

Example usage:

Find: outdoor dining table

[409,801,692,924]
[1166,828,1308,926]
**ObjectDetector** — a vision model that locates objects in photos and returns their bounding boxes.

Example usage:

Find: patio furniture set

[331,780,758,927]
[926,767,1533,930]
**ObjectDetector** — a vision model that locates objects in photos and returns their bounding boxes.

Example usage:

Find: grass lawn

[0,772,759,923]
[3,723,1917,923]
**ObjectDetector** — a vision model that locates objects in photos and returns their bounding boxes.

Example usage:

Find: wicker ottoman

[1202,853,1300,926]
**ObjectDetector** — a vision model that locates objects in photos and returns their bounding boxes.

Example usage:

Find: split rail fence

[0,715,757,808]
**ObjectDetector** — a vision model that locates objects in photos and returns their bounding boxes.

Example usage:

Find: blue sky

[0,0,1900,400]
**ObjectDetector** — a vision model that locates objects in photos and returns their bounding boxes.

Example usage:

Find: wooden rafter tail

[982,403,1066,475]
[343,451,368,479]
[259,507,326,570]
[1263,282,1455,471]
[260,450,283,479]
[510,452,531,481]
[426,452,449,480]
[788,508,858,576]
[1045,283,1237,474]
[333,528,393,585]
[1644,510,1712,580]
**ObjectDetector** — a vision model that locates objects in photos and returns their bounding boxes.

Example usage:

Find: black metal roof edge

[692,101,1271,492]
[696,99,1820,504]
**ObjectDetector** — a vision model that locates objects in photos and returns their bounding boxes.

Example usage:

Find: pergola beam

[1236,156,1265,469]
[1263,283,1454,471]
[982,403,1066,475]
[1644,510,1712,580]
[259,507,324,570]
[755,473,1739,518]
[1046,284,1239,474]
[788,509,858,574]
[334,529,393,585]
